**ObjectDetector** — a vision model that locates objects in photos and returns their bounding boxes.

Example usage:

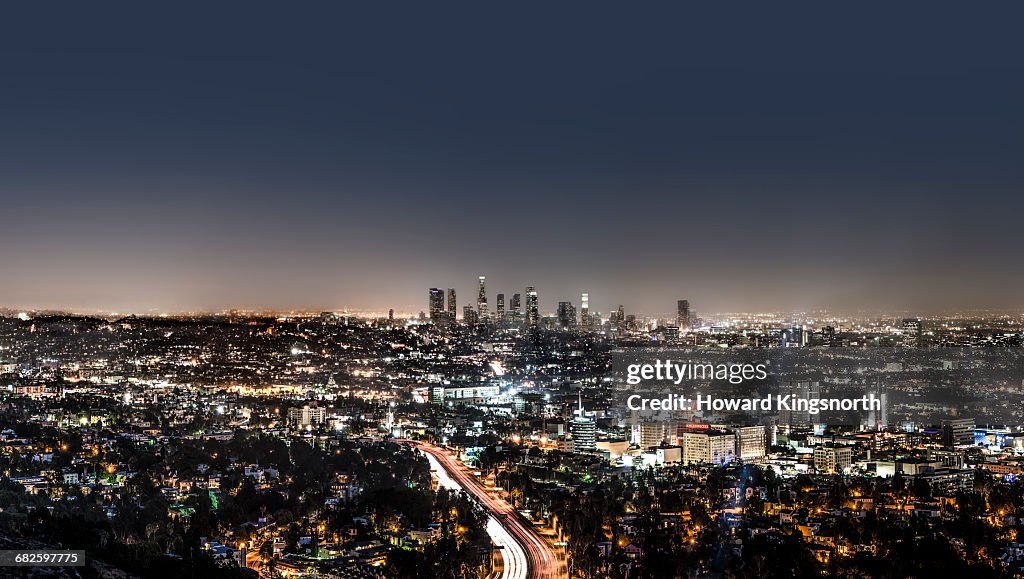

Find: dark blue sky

[2,4,1022,315]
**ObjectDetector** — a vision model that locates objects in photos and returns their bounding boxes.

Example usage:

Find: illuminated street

[411,441,564,579]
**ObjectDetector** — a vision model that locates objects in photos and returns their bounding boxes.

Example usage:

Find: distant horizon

[3,5,1022,319]
[4,302,1022,321]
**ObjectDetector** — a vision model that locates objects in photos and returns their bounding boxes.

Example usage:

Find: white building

[288,405,326,429]
[735,426,766,462]
[682,429,736,465]
[813,445,853,474]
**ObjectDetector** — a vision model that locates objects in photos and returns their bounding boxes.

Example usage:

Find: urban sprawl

[2,278,1024,578]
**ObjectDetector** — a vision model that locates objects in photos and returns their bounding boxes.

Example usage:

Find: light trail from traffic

[421,450,528,579]
[409,440,563,579]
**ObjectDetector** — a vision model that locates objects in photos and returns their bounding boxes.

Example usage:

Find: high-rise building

[865,383,889,429]
[447,288,457,322]
[580,293,590,330]
[903,318,922,347]
[677,300,690,331]
[477,276,488,322]
[496,293,505,320]
[463,304,478,326]
[569,393,596,453]
[615,305,626,331]
[428,288,445,323]
[557,301,577,329]
[510,293,521,322]
[526,286,539,328]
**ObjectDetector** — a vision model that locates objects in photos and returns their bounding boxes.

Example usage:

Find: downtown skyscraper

[429,288,445,322]
[557,301,577,329]
[526,286,539,328]
[580,292,590,330]
[477,276,488,322]
[677,299,691,331]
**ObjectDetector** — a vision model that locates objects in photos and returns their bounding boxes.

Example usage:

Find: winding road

[405,440,563,579]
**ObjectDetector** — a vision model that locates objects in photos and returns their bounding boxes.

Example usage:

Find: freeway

[407,440,563,579]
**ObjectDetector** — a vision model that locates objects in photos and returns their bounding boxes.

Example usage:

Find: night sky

[2,4,1022,315]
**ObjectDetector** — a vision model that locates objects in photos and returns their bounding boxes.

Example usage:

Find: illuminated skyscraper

[428,288,445,322]
[510,293,521,322]
[570,393,596,452]
[580,292,590,330]
[477,276,488,321]
[447,288,457,322]
[677,299,690,331]
[526,286,539,328]
[496,293,505,320]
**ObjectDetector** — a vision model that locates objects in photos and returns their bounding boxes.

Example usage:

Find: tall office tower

[388,309,394,322]
[615,305,626,331]
[428,288,445,323]
[447,288,457,322]
[463,304,478,326]
[526,286,539,328]
[477,276,488,321]
[902,318,922,347]
[677,299,690,331]
[510,293,521,322]
[580,293,590,330]
[779,381,821,427]
[496,293,505,320]
[557,301,581,327]
[569,393,596,453]
[557,301,577,329]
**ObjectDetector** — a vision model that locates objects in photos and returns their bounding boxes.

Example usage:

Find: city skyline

[3,308,1023,577]
[4,4,1024,578]
[3,5,1024,314]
